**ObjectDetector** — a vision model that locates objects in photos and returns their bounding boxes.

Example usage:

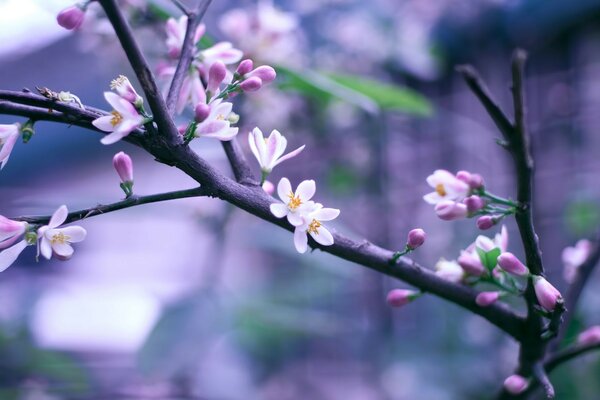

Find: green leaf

[326,73,433,116]
[476,247,501,271]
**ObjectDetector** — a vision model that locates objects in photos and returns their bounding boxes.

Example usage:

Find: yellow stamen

[307,219,321,235]
[51,232,70,245]
[216,114,225,120]
[435,183,447,197]
[110,111,123,127]
[110,75,127,89]
[287,191,302,210]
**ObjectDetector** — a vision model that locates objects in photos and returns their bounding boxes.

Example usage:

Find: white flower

[475,225,509,253]
[165,16,206,58]
[92,92,145,145]
[562,239,592,283]
[0,215,29,272]
[0,123,21,169]
[110,75,143,106]
[38,205,87,261]
[248,128,304,174]
[270,178,317,226]
[423,169,470,205]
[193,99,238,141]
[435,258,464,283]
[293,203,340,254]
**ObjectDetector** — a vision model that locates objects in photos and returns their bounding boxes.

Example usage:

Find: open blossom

[293,203,340,254]
[533,275,562,312]
[0,216,29,272]
[110,75,143,106]
[248,128,304,175]
[193,99,238,141]
[423,170,470,205]
[92,92,145,145]
[562,239,592,283]
[56,4,86,31]
[0,123,21,169]
[577,326,600,346]
[387,289,420,307]
[165,16,206,58]
[38,206,86,261]
[198,42,243,69]
[458,226,509,276]
[504,375,528,395]
[270,178,316,226]
[435,258,464,283]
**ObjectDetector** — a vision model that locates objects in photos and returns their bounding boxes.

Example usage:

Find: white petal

[270,203,288,218]
[248,129,263,166]
[287,212,304,227]
[92,115,116,132]
[296,180,316,201]
[52,242,74,259]
[266,130,285,166]
[272,145,305,168]
[0,130,19,169]
[277,178,292,202]
[423,192,443,205]
[100,130,127,145]
[0,240,28,272]
[49,205,68,228]
[294,228,308,254]
[311,226,334,246]
[104,92,125,111]
[475,236,496,252]
[40,237,52,260]
[59,226,87,243]
[313,207,340,222]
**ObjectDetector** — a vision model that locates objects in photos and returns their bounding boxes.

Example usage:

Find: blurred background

[1,0,600,398]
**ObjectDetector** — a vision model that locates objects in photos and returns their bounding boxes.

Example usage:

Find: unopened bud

[247,65,276,83]
[235,59,254,77]
[503,375,528,395]
[386,289,420,307]
[406,228,426,249]
[194,103,211,123]
[239,76,263,92]
[577,326,600,346]
[207,61,227,93]
[476,291,500,307]
[476,215,496,230]
[497,252,529,276]
[435,201,467,221]
[57,4,86,31]
[533,275,562,312]
[464,195,485,213]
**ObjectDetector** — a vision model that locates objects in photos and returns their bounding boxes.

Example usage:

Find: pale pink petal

[311,226,334,246]
[52,242,74,259]
[313,208,340,222]
[92,115,116,132]
[0,240,27,272]
[176,77,192,114]
[287,212,304,227]
[101,130,127,145]
[248,129,263,166]
[49,205,68,229]
[294,228,308,254]
[59,226,87,243]
[296,180,316,201]
[423,192,442,205]
[270,203,288,218]
[272,145,305,168]
[40,237,52,260]
[277,178,292,202]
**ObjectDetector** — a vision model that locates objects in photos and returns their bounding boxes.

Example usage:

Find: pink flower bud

[194,103,211,123]
[407,228,426,249]
[112,151,133,183]
[456,170,472,184]
[464,195,485,213]
[386,289,419,307]
[239,76,263,92]
[533,275,562,312]
[497,252,529,276]
[476,291,500,307]
[57,5,86,30]
[236,59,254,76]
[577,326,600,346]
[477,215,496,230]
[434,201,468,221]
[247,66,276,83]
[458,251,485,276]
[207,61,227,93]
[469,173,484,189]
[262,180,275,195]
[504,375,528,395]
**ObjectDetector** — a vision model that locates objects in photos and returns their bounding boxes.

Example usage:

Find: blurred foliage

[565,199,600,237]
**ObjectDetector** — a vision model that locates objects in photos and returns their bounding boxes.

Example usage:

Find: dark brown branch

[545,341,600,372]
[99,0,180,144]
[166,0,212,114]
[532,363,555,399]
[13,187,208,225]
[170,0,191,15]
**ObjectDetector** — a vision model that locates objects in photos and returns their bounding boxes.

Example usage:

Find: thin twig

[170,0,191,15]
[166,0,212,114]
[532,363,555,399]
[545,341,600,372]
[221,140,257,184]
[13,187,210,225]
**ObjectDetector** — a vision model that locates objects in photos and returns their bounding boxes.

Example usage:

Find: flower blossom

[423,169,470,205]
[435,258,464,283]
[38,205,86,261]
[0,123,21,169]
[193,99,238,141]
[562,239,592,284]
[0,216,29,272]
[110,75,143,107]
[248,128,304,177]
[458,226,508,276]
[92,92,145,145]
[270,178,316,226]
[293,203,340,254]
[165,16,206,58]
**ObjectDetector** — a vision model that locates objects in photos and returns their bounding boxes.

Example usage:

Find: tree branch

[165,0,212,115]
[545,341,600,372]
[13,187,209,225]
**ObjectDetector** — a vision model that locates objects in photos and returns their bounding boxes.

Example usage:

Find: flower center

[216,114,225,120]
[110,111,123,127]
[307,219,321,234]
[287,191,302,210]
[51,232,70,245]
[110,75,127,89]
[435,183,447,197]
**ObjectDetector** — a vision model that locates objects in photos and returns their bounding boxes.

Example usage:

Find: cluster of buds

[0,206,86,272]
[424,169,517,230]
[270,178,339,253]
